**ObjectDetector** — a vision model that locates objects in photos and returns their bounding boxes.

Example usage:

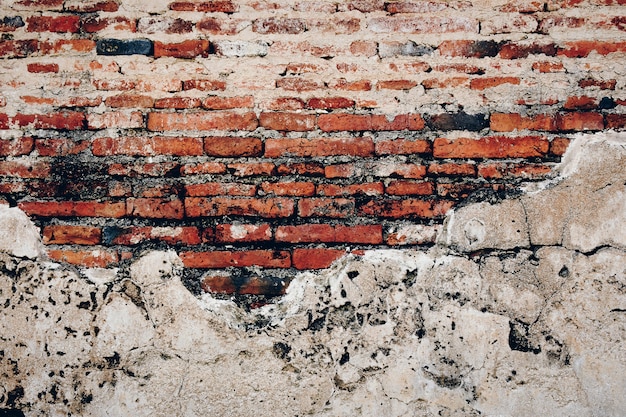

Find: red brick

[318,113,424,132]
[427,163,476,176]
[19,201,126,218]
[578,78,616,90]
[564,96,597,110]
[316,183,383,196]
[136,79,183,93]
[34,138,88,156]
[328,79,372,91]
[180,162,226,175]
[0,161,50,178]
[276,78,324,92]
[87,111,143,130]
[298,198,355,218]
[203,136,262,157]
[478,163,552,179]
[389,62,432,74]
[265,137,374,158]
[386,181,434,196]
[215,224,272,243]
[260,112,317,131]
[550,137,571,156]
[263,97,305,111]
[276,224,382,244]
[154,40,210,59]
[81,16,135,32]
[185,183,256,197]
[434,136,549,158]
[43,225,101,245]
[27,63,59,73]
[21,96,55,105]
[0,40,38,58]
[386,1,449,13]
[154,97,202,109]
[350,40,378,56]
[532,61,565,73]
[307,97,355,110]
[182,79,226,91]
[180,250,290,269]
[227,162,275,176]
[127,198,184,219]
[185,197,294,218]
[260,182,315,196]
[277,162,325,176]
[499,42,557,59]
[375,138,431,155]
[93,136,203,156]
[0,137,34,156]
[292,248,345,270]
[40,39,95,54]
[65,1,119,12]
[359,199,454,218]
[197,18,247,35]
[438,40,500,58]
[148,112,258,131]
[470,77,520,90]
[48,249,118,268]
[109,226,201,245]
[285,62,328,74]
[92,79,135,91]
[606,114,626,129]
[203,96,254,110]
[137,17,192,34]
[557,112,604,131]
[201,275,237,294]
[12,112,85,130]
[377,80,418,90]
[422,77,470,89]
[169,1,237,12]
[105,94,154,108]
[490,113,554,132]
[558,41,626,57]
[27,15,80,32]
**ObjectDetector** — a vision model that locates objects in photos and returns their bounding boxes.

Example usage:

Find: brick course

[1,0,625,299]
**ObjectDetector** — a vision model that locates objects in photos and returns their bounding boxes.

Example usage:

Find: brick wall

[1,0,624,300]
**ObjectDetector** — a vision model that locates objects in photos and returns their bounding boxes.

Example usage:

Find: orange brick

[433,136,549,158]
[154,97,202,109]
[203,96,254,110]
[259,112,317,131]
[260,182,315,196]
[43,225,101,245]
[276,224,382,244]
[180,250,290,268]
[105,94,154,108]
[385,181,434,196]
[147,112,258,131]
[316,183,384,196]
[470,77,520,90]
[19,201,126,218]
[48,249,118,268]
[93,136,203,156]
[185,182,256,197]
[0,137,34,156]
[292,248,346,270]
[185,197,294,218]
[227,162,275,176]
[265,137,374,157]
[359,199,454,218]
[377,80,418,90]
[215,224,272,243]
[127,198,184,219]
[0,161,50,178]
[306,97,355,110]
[298,198,355,218]
[375,138,431,155]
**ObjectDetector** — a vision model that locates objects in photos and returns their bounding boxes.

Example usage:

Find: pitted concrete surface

[0,133,625,416]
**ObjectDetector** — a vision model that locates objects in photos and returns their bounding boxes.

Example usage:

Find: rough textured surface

[0,133,624,416]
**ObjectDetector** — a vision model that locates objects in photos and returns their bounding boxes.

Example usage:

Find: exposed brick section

[0,0,618,296]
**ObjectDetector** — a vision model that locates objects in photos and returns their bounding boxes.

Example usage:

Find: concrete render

[0,133,624,416]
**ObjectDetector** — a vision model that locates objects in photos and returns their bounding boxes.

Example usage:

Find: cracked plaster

[0,133,625,416]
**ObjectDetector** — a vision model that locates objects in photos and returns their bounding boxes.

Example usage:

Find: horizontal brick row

[1,111,620,132]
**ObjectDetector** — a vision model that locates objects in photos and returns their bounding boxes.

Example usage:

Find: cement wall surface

[0,132,624,416]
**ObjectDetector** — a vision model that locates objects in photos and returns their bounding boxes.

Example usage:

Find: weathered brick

[204,136,262,157]
[426,112,489,131]
[532,61,565,73]
[183,79,226,91]
[260,112,317,131]
[87,111,144,129]
[499,42,558,59]
[358,199,454,218]
[578,78,616,90]
[137,17,193,34]
[368,16,478,33]
[203,96,254,110]
[422,77,470,89]
[277,162,325,176]
[185,197,294,218]
[64,0,119,12]
[105,94,154,108]
[386,1,449,13]
[276,224,382,244]
[154,97,202,109]
[298,198,355,218]
[564,96,597,110]
[316,183,383,196]
[35,138,89,156]
[197,18,247,35]
[253,17,306,34]
[606,114,626,129]
[147,112,258,131]
[18,201,126,218]
[81,16,135,33]
[93,136,203,156]
[47,249,118,268]
[185,183,256,197]
[0,40,39,58]
[438,40,500,58]
[478,163,552,179]
[260,182,315,196]
[105,226,201,245]
[169,1,237,12]
[12,112,85,130]
[276,78,324,92]
[427,163,476,176]
[227,162,276,177]
[180,162,226,175]
[434,136,549,158]
[377,80,418,90]
[328,79,372,91]
[0,137,34,156]
[109,162,179,177]
[292,248,346,270]
[0,161,50,178]
[558,41,626,57]
[213,40,269,57]
[386,181,434,196]
[491,113,604,132]
[215,224,272,243]
[0,16,25,32]
[27,15,80,32]
[43,225,101,245]
[550,137,571,156]
[385,224,440,246]
[127,198,184,219]
[40,39,95,54]
[470,77,520,90]
[96,39,153,56]
[265,137,374,157]
[27,63,59,73]
[318,113,424,131]
[180,250,291,269]
[307,97,355,110]
[154,40,210,59]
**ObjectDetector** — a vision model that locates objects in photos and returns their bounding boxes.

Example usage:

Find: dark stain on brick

[96,39,153,56]
[426,112,489,131]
